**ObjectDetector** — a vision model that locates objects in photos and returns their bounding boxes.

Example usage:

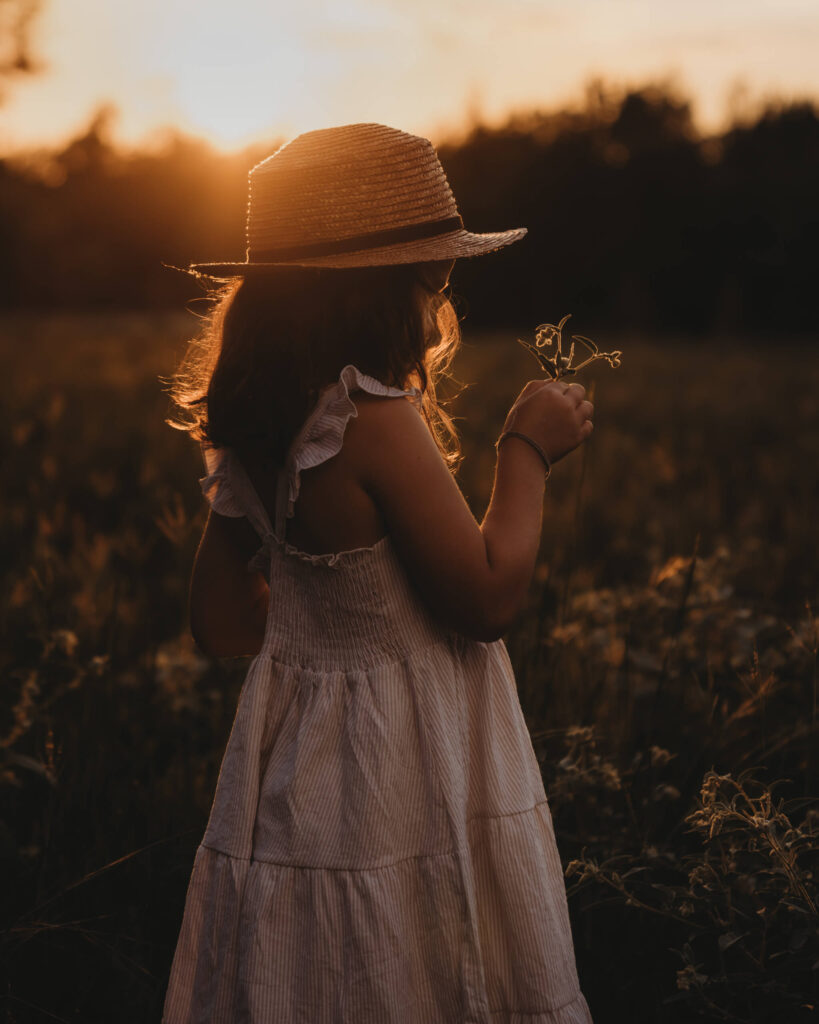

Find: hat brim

[184,227,527,278]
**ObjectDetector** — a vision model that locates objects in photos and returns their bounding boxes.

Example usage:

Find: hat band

[252,215,464,262]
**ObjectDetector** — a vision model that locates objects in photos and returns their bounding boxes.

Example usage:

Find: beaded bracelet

[495,430,552,481]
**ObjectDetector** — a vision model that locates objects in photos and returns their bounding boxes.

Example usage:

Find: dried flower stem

[517,313,623,380]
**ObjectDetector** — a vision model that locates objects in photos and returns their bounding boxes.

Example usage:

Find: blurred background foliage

[1,4,818,1021]
[1,319,817,1022]
[0,78,816,337]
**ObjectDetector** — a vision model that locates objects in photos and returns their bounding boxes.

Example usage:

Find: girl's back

[240,390,399,556]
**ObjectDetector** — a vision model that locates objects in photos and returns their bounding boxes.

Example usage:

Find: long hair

[165,263,462,474]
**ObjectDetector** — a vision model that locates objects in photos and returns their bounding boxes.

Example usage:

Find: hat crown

[245,123,460,260]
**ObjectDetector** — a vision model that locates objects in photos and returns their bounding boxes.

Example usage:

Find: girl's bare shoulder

[344,390,428,464]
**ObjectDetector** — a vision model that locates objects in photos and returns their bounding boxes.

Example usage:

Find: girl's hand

[501,379,594,464]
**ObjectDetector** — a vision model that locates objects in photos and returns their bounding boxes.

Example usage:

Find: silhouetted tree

[0,0,43,99]
[0,80,817,336]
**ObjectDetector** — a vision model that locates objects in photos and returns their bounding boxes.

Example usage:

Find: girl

[163,123,594,1024]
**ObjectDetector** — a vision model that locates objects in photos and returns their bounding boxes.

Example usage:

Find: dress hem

[486,988,592,1022]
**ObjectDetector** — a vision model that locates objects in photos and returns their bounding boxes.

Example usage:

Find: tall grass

[1,312,816,1022]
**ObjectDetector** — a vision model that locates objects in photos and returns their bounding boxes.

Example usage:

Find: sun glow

[138,1,353,148]
[1,0,819,153]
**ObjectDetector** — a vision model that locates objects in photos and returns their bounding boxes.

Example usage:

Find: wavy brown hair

[164,263,462,474]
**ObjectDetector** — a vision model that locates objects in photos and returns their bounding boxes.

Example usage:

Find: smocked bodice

[254,536,454,670]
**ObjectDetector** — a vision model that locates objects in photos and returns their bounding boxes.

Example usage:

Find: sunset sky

[2,0,818,152]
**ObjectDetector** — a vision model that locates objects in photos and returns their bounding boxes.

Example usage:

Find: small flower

[518,314,623,380]
[649,745,676,767]
[676,965,708,991]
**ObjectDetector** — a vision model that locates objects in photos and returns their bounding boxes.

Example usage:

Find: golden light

[138,1,338,148]
[1,0,819,153]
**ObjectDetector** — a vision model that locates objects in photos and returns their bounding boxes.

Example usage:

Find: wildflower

[653,783,681,801]
[549,622,583,644]
[676,965,708,991]
[1,671,40,750]
[48,628,79,659]
[517,314,623,380]
[649,745,675,767]
[88,654,109,676]
[600,764,623,791]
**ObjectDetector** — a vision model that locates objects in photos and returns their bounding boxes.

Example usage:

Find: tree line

[1,81,817,336]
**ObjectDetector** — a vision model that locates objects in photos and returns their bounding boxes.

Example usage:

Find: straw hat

[187,122,527,276]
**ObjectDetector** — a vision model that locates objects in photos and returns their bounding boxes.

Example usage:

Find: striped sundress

[162,364,593,1024]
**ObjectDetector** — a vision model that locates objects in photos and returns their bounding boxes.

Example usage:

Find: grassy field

[1,311,817,1023]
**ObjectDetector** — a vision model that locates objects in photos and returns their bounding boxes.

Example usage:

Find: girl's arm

[189,510,270,658]
[354,381,593,642]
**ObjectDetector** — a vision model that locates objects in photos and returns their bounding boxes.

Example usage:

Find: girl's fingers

[578,399,594,419]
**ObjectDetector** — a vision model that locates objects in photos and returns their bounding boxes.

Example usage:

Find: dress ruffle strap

[199,443,275,547]
[199,444,245,518]
[197,364,421,566]
[275,363,420,538]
